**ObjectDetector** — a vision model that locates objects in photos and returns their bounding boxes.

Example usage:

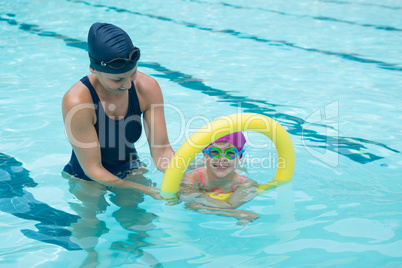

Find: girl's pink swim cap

[208,132,246,154]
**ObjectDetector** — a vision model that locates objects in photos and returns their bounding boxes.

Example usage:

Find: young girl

[180,132,259,224]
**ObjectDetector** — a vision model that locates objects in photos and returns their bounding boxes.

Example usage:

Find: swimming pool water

[1,0,401,267]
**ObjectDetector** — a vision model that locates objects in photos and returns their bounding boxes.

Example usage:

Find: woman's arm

[62,84,161,200]
[138,73,174,172]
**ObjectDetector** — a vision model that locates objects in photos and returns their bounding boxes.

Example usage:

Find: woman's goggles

[202,146,244,160]
[89,47,140,70]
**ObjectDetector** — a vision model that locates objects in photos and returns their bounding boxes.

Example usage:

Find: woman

[61,23,174,263]
[62,22,174,198]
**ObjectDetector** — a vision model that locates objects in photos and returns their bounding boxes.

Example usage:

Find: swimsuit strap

[197,167,206,186]
[198,168,244,192]
[230,176,245,191]
[80,76,100,105]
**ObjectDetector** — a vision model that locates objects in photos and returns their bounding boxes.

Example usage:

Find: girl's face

[204,142,240,179]
[93,65,138,94]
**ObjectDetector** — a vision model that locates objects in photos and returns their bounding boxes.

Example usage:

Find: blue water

[1,0,401,267]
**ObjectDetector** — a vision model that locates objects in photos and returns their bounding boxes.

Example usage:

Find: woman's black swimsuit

[63,76,143,181]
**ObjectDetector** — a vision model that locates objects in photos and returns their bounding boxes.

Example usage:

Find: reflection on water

[0,153,81,251]
[0,152,166,266]
[65,172,163,267]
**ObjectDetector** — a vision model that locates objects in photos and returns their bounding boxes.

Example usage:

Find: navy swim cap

[88,22,139,74]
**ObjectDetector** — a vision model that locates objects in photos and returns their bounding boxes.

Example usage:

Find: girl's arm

[184,202,259,225]
[179,171,205,201]
[180,172,258,209]
[180,172,259,224]
[191,178,258,209]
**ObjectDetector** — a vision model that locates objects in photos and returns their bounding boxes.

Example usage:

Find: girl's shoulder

[182,168,203,184]
[237,175,259,187]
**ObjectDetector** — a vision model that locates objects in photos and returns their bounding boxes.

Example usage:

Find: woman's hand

[144,186,163,200]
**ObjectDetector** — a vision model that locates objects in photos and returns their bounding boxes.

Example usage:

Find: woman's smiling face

[93,65,138,94]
